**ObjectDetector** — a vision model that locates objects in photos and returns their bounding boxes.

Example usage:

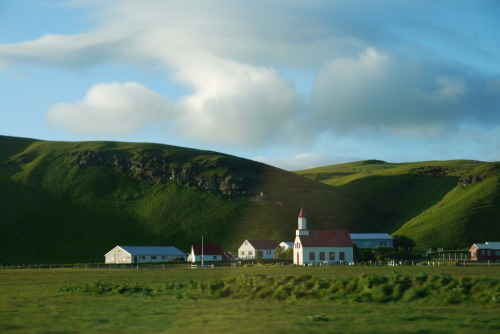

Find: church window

[319,252,325,261]
[309,252,315,261]
[329,252,335,260]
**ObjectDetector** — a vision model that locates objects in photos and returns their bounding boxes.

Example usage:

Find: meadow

[1,265,499,333]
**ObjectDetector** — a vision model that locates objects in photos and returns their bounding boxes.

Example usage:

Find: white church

[293,208,354,265]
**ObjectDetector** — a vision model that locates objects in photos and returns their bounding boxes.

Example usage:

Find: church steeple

[296,207,309,235]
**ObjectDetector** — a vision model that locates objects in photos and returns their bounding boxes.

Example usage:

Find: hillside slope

[297,160,500,249]
[2,135,498,264]
[0,135,362,264]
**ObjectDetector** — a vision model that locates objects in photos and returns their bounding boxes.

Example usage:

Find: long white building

[105,245,185,264]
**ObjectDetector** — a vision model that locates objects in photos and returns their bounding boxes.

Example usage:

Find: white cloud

[310,48,500,136]
[47,81,173,135]
[1,0,500,162]
[174,59,304,147]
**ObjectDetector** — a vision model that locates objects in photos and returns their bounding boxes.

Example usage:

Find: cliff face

[72,150,265,198]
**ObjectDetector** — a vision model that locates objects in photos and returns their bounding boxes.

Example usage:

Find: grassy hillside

[297,159,500,249]
[1,135,498,264]
[0,135,360,264]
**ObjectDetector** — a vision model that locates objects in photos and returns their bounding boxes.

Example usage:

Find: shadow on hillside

[336,174,459,233]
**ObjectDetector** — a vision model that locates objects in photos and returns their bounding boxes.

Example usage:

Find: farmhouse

[469,241,500,262]
[293,208,353,265]
[350,233,394,249]
[238,239,279,260]
[104,246,185,264]
[187,244,224,262]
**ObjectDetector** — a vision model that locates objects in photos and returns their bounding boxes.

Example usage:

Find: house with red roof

[293,208,354,265]
[187,244,224,263]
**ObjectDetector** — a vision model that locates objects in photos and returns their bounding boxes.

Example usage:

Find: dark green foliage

[61,272,500,305]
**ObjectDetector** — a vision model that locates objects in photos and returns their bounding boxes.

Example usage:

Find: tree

[374,246,392,262]
[256,251,263,263]
[275,247,293,259]
[393,235,416,251]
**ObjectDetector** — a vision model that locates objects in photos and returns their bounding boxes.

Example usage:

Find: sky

[0,0,499,170]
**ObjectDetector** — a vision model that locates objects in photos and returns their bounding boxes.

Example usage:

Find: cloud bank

[47,82,172,135]
[1,0,499,164]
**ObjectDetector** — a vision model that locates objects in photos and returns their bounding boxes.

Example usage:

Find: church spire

[297,207,308,233]
[298,207,306,218]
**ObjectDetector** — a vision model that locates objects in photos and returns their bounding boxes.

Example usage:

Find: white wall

[294,245,353,265]
[238,240,275,259]
[105,247,132,264]
[189,253,223,262]
[238,240,256,259]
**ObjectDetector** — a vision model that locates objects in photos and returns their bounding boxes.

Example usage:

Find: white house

[293,208,353,265]
[238,239,279,260]
[279,241,294,250]
[105,246,185,264]
[187,244,223,262]
[350,233,394,249]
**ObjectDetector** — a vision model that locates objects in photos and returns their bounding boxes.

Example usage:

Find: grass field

[1,266,499,333]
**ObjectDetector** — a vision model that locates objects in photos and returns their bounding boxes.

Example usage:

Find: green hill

[1,135,499,264]
[296,159,500,250]
[0,135,362,264]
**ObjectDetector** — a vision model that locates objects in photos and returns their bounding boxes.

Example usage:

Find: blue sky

[1,0,499,170]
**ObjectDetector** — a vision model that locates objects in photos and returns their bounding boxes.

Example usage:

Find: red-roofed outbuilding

[188,244,224,262]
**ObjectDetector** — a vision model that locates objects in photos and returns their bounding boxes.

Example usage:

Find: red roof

[192,244,223,255]
[298,230,353,248]
[298,207,306,218]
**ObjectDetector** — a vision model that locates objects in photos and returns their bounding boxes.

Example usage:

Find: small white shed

[105,246,185,264]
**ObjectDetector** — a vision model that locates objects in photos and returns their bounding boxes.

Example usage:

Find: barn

[105,246,185,264]
[469,242,500,262]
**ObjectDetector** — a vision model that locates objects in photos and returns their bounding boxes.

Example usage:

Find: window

[319,252,325,261]
[309,252,315,261]
[241,251,245,256]
[329,252,335,260]
[245,241,248,246]
[151,256,157,260]
[495,251,500,256]
[249,251,253,256]
[140,256,146,260]
[339,252,345,261]
[213,256,217,260]
[487,250,491,256]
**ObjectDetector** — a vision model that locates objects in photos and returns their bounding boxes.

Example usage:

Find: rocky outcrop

[71,150,265,198]
[458,175,481,187]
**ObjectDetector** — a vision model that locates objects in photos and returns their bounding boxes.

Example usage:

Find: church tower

[296,207,309,236]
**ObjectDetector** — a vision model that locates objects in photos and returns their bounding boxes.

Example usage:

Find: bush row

[60,272,500,304]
